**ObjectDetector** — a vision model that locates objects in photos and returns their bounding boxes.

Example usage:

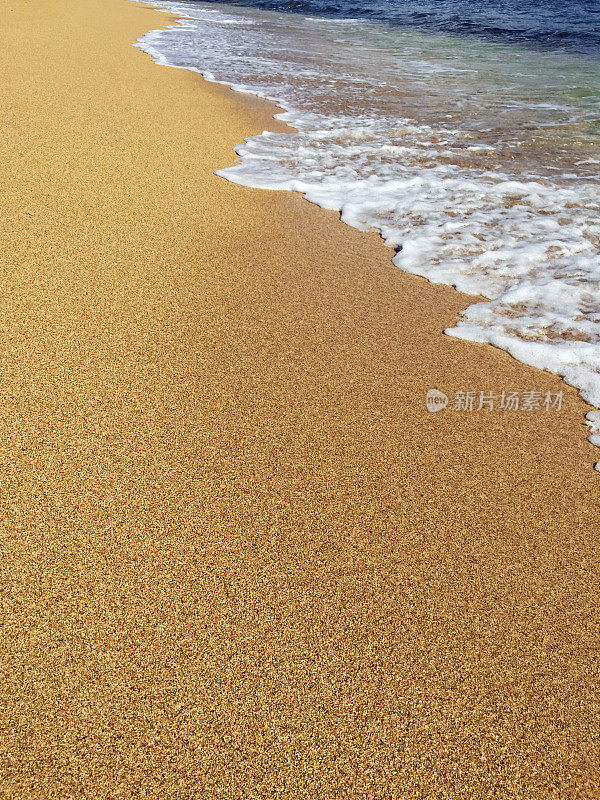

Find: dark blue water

[199,0,600,57]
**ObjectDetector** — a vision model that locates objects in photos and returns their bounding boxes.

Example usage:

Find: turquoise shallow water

[184,0,600,58]
[137,0,600,464]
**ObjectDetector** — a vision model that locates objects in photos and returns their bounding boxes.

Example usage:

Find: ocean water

[135,0,600,464]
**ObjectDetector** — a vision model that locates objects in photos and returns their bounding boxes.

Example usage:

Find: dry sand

[0,0,599,796]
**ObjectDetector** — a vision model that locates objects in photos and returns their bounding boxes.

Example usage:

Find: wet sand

[0,0,599,796]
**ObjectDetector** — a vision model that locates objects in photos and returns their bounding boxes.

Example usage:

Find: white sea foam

[135,0,600,467]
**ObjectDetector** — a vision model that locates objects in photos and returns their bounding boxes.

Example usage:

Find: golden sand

[0,0,599,796]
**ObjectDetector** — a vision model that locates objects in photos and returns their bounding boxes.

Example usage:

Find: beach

[0,0,599,796]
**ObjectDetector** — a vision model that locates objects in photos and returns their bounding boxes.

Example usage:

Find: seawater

[135,0,600,464]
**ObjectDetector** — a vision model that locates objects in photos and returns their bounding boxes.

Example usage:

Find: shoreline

[136,0,600,464]
[0,0,599,797]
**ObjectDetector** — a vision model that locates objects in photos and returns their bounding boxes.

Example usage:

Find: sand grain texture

[0,0,599,797]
